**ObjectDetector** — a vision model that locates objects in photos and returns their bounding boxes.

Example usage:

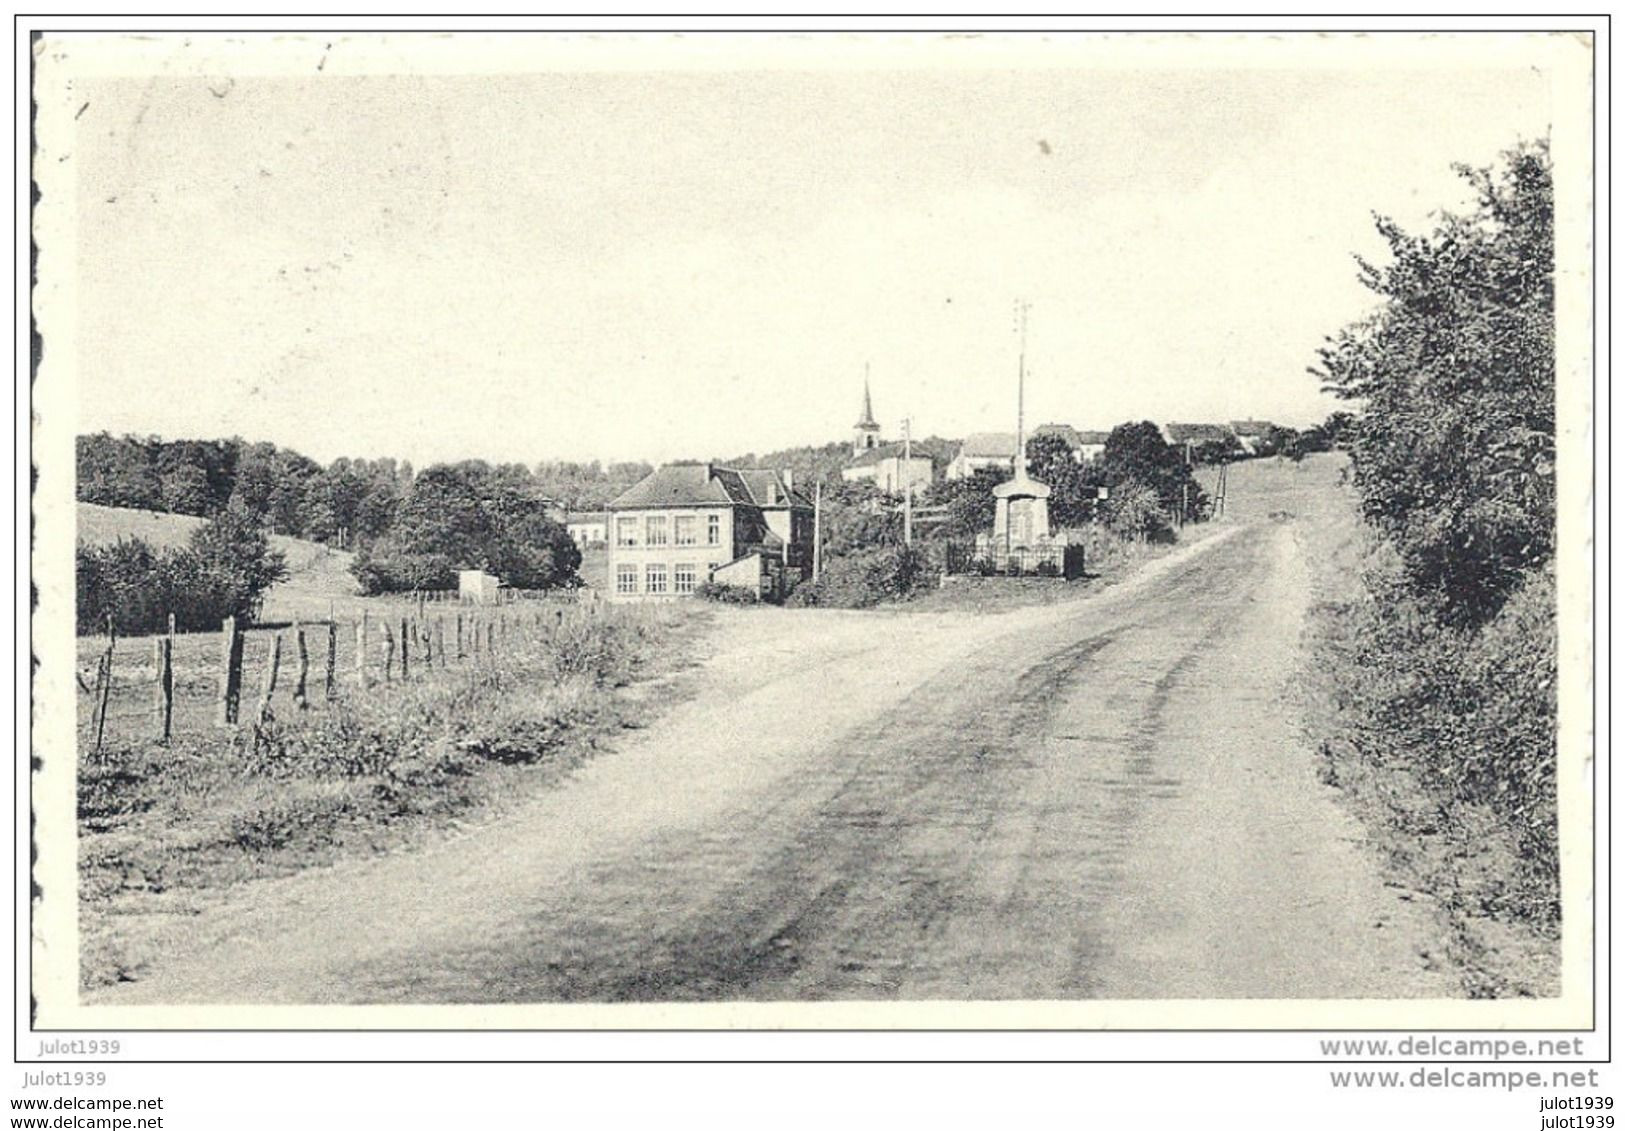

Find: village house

[606,462,814,600]
[945,423,1105,479]
[945,431,1019,480]
[562,510,608,548]
[1228,420,1278,455]
[1162,422,1242,458]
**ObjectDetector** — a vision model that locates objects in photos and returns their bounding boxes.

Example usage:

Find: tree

[187,502,289,623]
[1101,480,1170,543]
[1257,425,1300,458]
[1024,434,1103,529]
[817,478,903,556]
[350,461,580,594]
[924,466,1008,540]
[1314,139,1553,624]
[1100,421,1206,523]
[76,433,163,510]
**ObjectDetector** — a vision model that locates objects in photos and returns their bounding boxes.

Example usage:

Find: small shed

[712,552,781,601]
[458,569,502,605]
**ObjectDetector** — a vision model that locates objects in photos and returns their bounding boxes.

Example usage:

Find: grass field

[77,502,362,625]
[77,593,711,988]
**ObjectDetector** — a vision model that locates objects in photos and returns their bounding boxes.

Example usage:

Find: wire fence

[75,591,636,753]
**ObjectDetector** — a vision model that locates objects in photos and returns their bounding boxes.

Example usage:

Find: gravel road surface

[91,522,1454,1004]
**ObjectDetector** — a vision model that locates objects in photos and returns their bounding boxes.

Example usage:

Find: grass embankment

[905,529,1207,614]
[1289,458,1559,998]
[78,601,710,989]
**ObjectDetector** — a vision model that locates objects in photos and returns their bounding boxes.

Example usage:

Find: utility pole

[1007,299,1031,558]
[812,478,823,581]
[902,416,913,546]
[1181,440,1193,528]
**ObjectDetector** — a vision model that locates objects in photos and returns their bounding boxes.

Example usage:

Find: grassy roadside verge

[79,602,714,989]
[873,523,1232,616]
[1291,479,1559,998]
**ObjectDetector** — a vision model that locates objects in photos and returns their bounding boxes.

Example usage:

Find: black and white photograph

[26,24,1595,1056]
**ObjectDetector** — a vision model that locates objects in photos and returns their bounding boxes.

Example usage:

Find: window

[674,563,697,594]
[616,517,638,547]
[707,514,722,545]
[615,564,638,595]
[646,515,669,546]
[674,515,697,546]
[645,563,668,594]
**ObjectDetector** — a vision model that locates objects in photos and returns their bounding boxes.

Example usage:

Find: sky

[61,35,1556,468]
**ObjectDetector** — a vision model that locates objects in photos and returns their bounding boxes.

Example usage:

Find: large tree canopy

[350,461,581,593]
[1315,139,1553,625]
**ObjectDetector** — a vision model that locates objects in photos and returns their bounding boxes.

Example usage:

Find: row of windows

[616,562,701,595]
[616,514,723,548]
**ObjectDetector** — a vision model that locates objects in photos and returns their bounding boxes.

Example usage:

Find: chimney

[782,468,794,494]
[703,462,713,480]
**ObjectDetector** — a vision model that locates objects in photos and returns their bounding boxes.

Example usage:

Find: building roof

[846,441,935,469]
[563,510,608,525]
[608,463,753,510]
[1030,423,1082,448]
[1030,423,1111,449]
[1164,422,1239,445]
[738,469,813,509]
[609,464,811,511]
[956,432,1020,459]
[1229,419,1277,436]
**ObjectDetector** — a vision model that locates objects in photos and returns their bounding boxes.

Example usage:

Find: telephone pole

[902,416,913,546]
[812,478,823,581]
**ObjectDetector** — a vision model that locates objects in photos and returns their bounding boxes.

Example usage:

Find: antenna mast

[1015,299,1030,479]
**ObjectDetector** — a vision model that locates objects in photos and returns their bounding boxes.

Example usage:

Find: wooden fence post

[435,617,446,669]
[325,620,338,701]
[400,617,410,680]
[90,648,113,755]
[153,635,173,742]
[254,634,283,731]
[293,621,310,710]
[355,613,370,690]
[217,615,244,727]
[382,621,395,683]
[486,620,496,664]
[420,618,433,667]
[455,614,464,660]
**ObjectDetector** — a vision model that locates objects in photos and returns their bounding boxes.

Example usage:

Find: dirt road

[92,521,1455,1005]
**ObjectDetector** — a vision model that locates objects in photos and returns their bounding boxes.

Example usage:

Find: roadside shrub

[1330,556,1558,930]
[76,505,287,635]
[787,545,933,608]
[694,580,760,605]
[1101,480,1173,543]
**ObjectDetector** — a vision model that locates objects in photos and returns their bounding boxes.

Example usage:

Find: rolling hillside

[77,503,360,624]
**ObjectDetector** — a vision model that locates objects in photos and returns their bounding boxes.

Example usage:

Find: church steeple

[852,369,882,455]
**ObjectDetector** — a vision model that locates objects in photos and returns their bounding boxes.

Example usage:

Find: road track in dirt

[91,521,1456,1005]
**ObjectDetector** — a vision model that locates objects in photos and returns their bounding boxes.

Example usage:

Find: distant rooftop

[1164,423,1238,445]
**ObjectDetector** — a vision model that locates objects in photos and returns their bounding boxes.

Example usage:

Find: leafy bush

[1315,140,1552,626]
[694,580,761,605]
[350,462,580,594]
[1307,141,1558,930]
[787,545,933,608]
[76,505,287,635]
[1101,480,1172,543]
[1321,556,1557,930]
